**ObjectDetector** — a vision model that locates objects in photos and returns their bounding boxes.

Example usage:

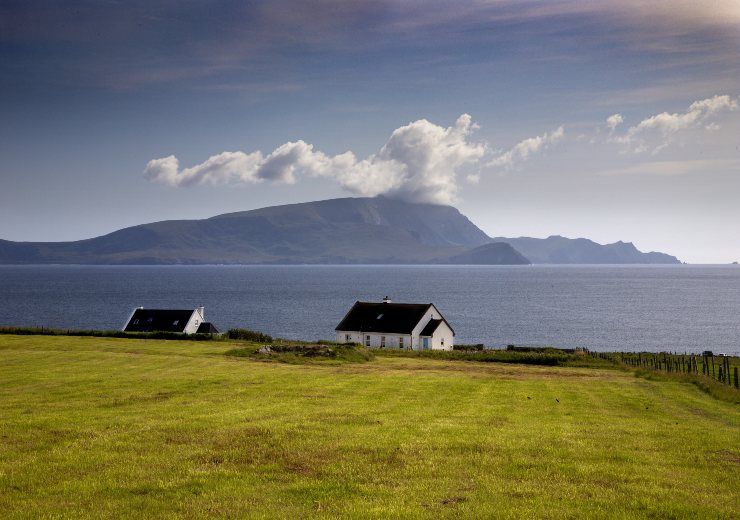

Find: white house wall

[336,331,412,349]
[410,305,442,349]
[429,321,454,351]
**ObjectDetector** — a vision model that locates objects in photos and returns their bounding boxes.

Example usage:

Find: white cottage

[335,297,454,351]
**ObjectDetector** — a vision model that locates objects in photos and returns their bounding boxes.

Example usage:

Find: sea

[0,264,738,355]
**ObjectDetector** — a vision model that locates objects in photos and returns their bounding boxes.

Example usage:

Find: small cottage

[122,307,219,334]
[335,297,454,350]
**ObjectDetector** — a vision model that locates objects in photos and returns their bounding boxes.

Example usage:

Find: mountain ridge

[492,235,681,264]
[0,197,680,265]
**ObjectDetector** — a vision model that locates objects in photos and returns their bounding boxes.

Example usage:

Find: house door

[422,337,429,350]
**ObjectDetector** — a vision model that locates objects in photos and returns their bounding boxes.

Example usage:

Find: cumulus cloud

[606,114,624,131]
[613,94,738,153]
[144,114,486,205]
[487,126,565,168]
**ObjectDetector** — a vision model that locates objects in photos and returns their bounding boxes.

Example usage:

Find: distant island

[0,197,680,265]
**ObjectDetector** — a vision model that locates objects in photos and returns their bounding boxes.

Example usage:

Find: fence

[591,351,739,389]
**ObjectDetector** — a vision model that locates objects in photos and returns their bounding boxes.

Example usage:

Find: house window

[441,338,445,346]
[399,337,404,349]
[133,319,139,325]
[173,320,179,326]
[365,335,370,347]
[345,334,351,342]
[377,313,384,320]
[381,336,386,348]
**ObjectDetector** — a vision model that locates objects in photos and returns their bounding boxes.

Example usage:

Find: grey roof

[419,319,443,337]
[335,302,431,334]
[124,308,195,333]
[196,322,219,334]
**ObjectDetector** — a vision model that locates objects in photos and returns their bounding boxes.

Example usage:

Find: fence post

[734,367,738,389]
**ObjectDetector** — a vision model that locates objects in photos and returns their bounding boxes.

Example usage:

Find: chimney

[382,296,392,304]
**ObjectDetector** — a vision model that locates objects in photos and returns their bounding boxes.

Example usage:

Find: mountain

[442,243,530,265]
[492,235,681,264]
[0,197,496,265]
[0,197,680,265]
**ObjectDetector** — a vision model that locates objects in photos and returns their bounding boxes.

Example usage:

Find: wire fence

[591,351,739,389]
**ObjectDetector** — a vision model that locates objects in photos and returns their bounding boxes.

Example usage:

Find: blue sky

[1,1,739,262]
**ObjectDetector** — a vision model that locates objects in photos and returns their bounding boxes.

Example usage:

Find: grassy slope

[0,335,737,519]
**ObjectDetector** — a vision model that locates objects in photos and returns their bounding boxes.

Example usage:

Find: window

[380,336,386,348]
[399,337,404,349]
[173,320,179,326]
[345,334,351,342]
[133,319,139,325]
[441,338,445,346]
[376,313,384,320]
[365,335,371,347]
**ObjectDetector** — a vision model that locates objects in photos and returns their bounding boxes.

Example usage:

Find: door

[422,337,429,350]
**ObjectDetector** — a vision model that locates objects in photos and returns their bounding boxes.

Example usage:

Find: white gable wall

[183,307,204,335]
[426,320,454,350]
[410,304,455,350]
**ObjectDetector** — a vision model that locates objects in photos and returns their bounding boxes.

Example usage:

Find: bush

[454,344,485,351]
[226,328,273,342]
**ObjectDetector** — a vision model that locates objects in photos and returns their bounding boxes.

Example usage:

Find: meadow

[0,334,738,518]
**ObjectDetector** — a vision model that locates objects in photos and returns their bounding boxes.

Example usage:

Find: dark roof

[124,308,195,333]
[196,322,219,334]
[419,319,443,337]
[335,302,431,334]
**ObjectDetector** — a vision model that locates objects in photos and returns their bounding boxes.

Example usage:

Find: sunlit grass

[0,335,737,518]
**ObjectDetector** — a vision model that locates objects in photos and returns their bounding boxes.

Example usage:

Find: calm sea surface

[0,265,738,354]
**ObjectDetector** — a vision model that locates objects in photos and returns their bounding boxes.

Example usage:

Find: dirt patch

[714,450,740,464]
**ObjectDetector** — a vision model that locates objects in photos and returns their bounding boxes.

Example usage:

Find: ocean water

[0,265,738,355]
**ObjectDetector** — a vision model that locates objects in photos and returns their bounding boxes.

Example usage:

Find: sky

[1,0,739,263]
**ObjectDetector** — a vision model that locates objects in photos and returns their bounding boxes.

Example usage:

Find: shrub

[453,344,485,351]
[226,328,273,342]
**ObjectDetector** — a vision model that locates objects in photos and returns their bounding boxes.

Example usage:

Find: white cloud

[144,114,486,205]
[488,126,565,168]
[595,159,740,177]
[606,114,624,131]
[613,94,738,153]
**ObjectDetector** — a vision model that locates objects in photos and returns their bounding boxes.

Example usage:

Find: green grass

[0,335,738,518]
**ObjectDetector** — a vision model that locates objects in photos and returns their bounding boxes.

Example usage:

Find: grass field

[0,335,738,518]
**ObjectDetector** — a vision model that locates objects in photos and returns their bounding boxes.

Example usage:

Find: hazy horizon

[1,1,739,263]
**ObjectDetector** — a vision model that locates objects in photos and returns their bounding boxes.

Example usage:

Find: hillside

[0,334,736,518]
[442,242,530,265]
[493,235,681,264]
